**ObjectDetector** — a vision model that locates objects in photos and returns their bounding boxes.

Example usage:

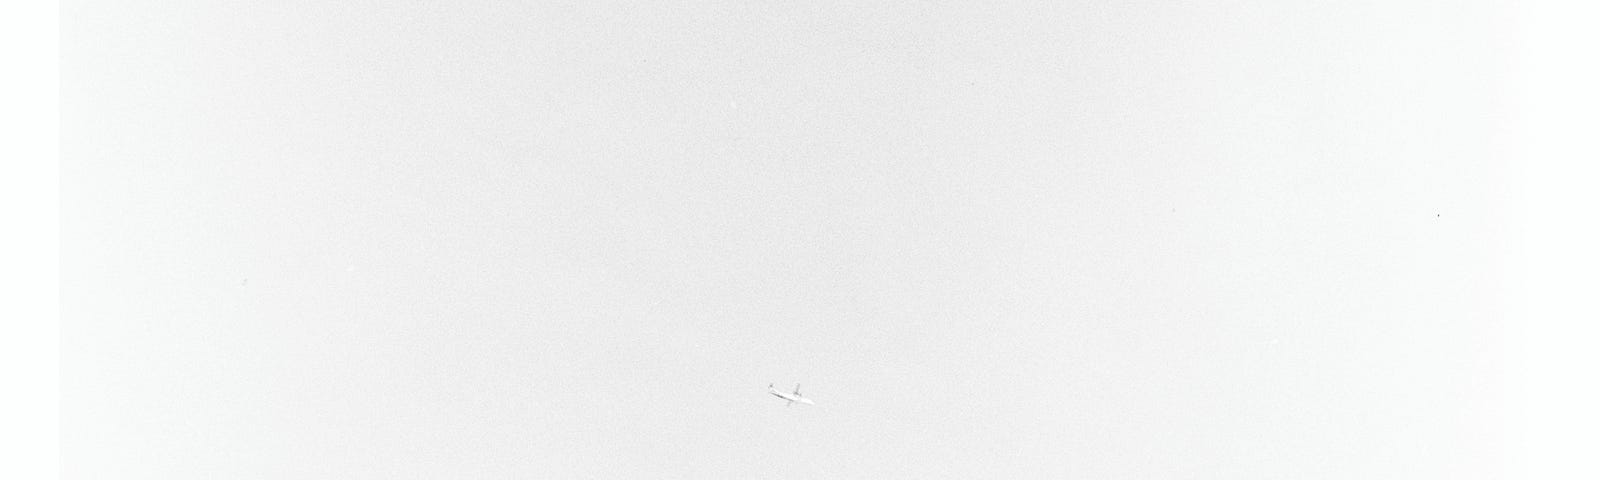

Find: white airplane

[768,383,814,407]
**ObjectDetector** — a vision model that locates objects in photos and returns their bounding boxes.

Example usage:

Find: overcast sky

[63,1,1514,478]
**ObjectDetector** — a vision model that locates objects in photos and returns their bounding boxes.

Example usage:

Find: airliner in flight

[768,383,814,406]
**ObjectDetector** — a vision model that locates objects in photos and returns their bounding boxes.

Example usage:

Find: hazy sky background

[64,1,1513,478]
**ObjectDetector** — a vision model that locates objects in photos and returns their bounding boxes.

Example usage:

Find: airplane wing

[793,384,801,396]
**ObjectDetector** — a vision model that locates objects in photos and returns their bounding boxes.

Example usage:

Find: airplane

[768,383,815,407]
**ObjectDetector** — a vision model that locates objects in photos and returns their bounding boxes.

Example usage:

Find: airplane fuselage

[769,385,814,405]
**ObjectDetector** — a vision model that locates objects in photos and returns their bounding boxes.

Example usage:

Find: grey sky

[63,1,1513,478]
